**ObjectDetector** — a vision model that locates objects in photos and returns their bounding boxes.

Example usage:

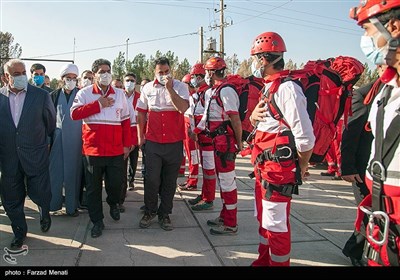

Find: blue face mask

[33,75,45,86]
[12,75,28,90]
[360,34,389,65]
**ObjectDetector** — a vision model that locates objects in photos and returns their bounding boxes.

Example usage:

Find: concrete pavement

[0,155,357,267]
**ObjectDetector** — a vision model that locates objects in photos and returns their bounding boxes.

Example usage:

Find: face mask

[125,81,135,92]
[190,76,203,88]
[204,73,212,86]
[12,75,28,90]
[99,72,112,86]
[251,60,264,78]
[81,78,92,88]
[156,73,171,85]
[33,75,45,86]
[360,33,389,65]
[64,79,76,91]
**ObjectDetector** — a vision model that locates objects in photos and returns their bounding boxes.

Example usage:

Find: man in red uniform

[136,57,190,231]
[71,58,131,238]
[249,32,315,266]
[186,64,216,211]
[193,57,242,235]
[179,74,199,191]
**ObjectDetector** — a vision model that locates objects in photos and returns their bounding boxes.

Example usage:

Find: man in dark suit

[0,59,56,249]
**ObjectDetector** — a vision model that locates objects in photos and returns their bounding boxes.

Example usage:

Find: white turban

[59,63,79,78]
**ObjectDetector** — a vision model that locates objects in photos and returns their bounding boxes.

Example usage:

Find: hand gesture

[98,96,115,108]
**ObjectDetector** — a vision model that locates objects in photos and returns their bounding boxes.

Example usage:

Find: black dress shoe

[67,210,79,217]
[91,221,105,238]
[10,237,25,249]
[40,216,52,232]
[110,205,120,221]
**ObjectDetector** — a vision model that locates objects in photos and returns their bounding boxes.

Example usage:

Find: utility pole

[199,26,204,63]
[219,0,225,59]
[73,37,76,63]
[126,38,129,71]
[209,0,230,59]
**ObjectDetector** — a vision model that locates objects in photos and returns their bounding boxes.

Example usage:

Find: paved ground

[0,155,358,268]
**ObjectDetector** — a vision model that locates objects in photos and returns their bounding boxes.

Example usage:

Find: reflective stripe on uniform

[270,252,290,263]
[218,170,237,193]
[259,235,269,245]
[225,203,237,210]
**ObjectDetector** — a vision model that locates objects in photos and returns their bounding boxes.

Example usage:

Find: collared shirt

[4,86,27,127]
[257,80,315,152]
[136,79,190,143]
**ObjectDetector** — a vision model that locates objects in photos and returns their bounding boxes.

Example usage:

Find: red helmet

[204,57,226,70]
[190,63,205,75]
[181,74,191,84]
[250,32,287,56]
[349,0,400,25]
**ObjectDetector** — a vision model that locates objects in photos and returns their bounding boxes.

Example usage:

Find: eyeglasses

[83,76,93,81]
[125,79,136,82]
[65,78,77,82]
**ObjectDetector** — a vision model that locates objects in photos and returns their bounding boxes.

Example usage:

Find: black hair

[124,73,137,79]
[376,7,400,25]
[92,59,111,73]
[214,69,225,78]
[30,63,46,74]
[154,57,170,67]
[259,53,285,70]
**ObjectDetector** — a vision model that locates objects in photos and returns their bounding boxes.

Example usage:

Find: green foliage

[112,51,126,80]
[113,50,192,83]
[50,78,58,90]
[0,31,22,86]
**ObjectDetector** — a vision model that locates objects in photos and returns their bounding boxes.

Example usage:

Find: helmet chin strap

[369,17,400,66]
[263,55,283,74]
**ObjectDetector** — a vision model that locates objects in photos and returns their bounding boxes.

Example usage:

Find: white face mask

[11,75,28,90]
[124,81,135,92]
[204,72,212,86]
[64,79,76,91]
[156,73,171,85]
[81,78,92,88]
[251,60,264,78]
[99,72,112,86]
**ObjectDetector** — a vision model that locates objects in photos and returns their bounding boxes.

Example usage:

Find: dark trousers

[144,140,182,216]
[84,155,124,223]
[343,180,370,260]
[0,161,51,239]
[120,146,139,204]
[141,144,146,177]
[79,155,88,207]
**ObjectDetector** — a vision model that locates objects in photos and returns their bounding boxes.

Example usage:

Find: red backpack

[213,74,264,141]
[262,56,364,163]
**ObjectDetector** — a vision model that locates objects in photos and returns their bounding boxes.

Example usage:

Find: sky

[0,0,368,80]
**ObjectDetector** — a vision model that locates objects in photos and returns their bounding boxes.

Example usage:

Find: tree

[112,51,126,80]
[225,54,240,75]
[173,58,191,81]
[236,58,252,78]
[0,32,22,86]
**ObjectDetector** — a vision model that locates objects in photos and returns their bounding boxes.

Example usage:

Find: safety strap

[262,180,298,200]
[370,85,397,212]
